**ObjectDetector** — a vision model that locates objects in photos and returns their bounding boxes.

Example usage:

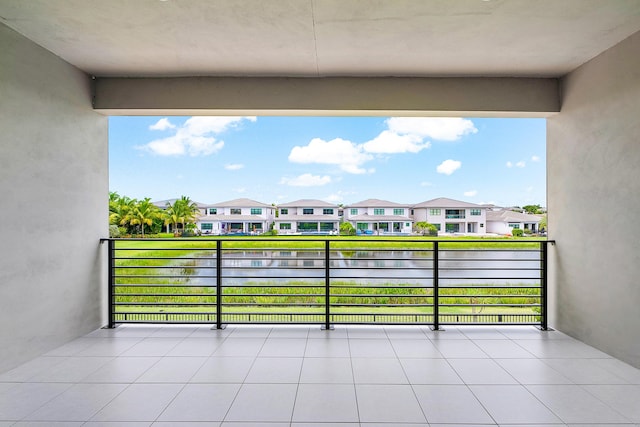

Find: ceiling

[1,0,640,78]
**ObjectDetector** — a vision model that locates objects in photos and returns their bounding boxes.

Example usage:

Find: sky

[109,116,546,207]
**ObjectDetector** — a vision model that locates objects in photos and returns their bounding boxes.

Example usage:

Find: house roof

[347,199,409,208]
[206,198,272,208]
[486,209,542,223]
[413,197,483,209]
[278,199,338,208]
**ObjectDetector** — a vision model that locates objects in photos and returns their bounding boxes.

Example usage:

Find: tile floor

[1,324,639,426]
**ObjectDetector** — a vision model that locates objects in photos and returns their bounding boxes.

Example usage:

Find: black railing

[101,238,553,329]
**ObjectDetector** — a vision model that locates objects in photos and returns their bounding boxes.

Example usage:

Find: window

[320,222,334,231]
[249,223,263,230]
[201,223,213,230]
[410,209,414,215]
[350,208,358,215]
[230,208,241,215]
[323,208,334,215]
[405,222,410,227]
[429,209,441,216]
[279,223,291,230]
[208,208,217,215]
[250,208,262,215]
[303,208,313,215]
[357,223,368,230]
[393,208,404,215]
[508,223,520,229]
[280,208,288,215]
[297,222,317,231]
[470,209,481,216]
[374,208,385,215]
[433,223,441,231]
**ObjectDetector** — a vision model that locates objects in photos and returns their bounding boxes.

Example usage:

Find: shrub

[109,225,121,238]
[340,222,356,236]
[512,228,524,237]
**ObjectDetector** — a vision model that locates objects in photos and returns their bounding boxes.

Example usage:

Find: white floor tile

[346,327,388,339]
[300,358,354,383]
[591,358,640,384]
[119,338,184,357]
[473,339,535,358]
[268,326,311,338]
[412,384,494,424]
[0,382,71,420]
[165,337,224,357]
[224,384,297,422]
[348,339,396,358]
[85,422,152,427]
[28,357,113,383]
[157,383,240,421]
[24,383,126,421]
[495,358,573,384]
[90,383,183,422]
[542,358,628,384]
[80,357,160,383]
[135,357,207,383]
[352,358,408,384]
[258,338,307,357]
[190,357,254,383]
[304,339,350,357]
[211,338,265,357]
[515,339,613,358]
[430,340,489,358]
[244,357,303,383]
[470,384,563,424]
[75,338,143,357]
[0,356,66,382]
[527,384,632,424]
[400,358,464,384]
[356,384,426,423]
[292,384,359,422]
[582,384,640,422]
[448,359,518,384]
[390,338,443,358]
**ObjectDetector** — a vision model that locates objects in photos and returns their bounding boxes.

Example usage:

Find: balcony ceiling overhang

[1,0,640,79]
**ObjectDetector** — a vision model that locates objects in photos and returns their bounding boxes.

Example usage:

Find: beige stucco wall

[0,24,108,373]
[547,31,640,367]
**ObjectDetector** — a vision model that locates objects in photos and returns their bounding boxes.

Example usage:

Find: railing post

[323,240,333,330]
[540,241,548,330]
[431,241,440,331]
[215,239,225,329]
[107,239,115,328]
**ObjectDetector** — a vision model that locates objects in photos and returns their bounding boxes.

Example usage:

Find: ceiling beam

[94,76,560,117]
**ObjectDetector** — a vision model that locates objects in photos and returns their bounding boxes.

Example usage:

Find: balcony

[0,323,639,424]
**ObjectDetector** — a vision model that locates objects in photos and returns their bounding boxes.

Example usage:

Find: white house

[412,197,487,234]
[275,199,340,234]
[345,199,413,234]
[486,208,543,235]
[197,198,275,235]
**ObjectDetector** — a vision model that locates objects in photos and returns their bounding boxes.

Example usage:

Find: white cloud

[362,130,430,154]
[531,155,541,162]
[139,116,256,157]
[324,190,355,204]
[288,138,373,174]
[464,190,478,197]
[280,173,332,187]
[149,117,176,131]
[436,159,462,175]
[506,161,513,168]
[516,161,526,168]
[420,181,433,187]
[386,117,477,141]
[225,163,244,171]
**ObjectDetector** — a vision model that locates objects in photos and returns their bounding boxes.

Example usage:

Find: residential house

[345,199,413,234]
[412,197,487,234]
[197,198,275,235]
[275,199,340,234]
[486,208,543,235]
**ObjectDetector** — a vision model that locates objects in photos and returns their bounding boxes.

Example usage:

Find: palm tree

[163,196,200,236]
[128,198,159,237]
[109,193,135,232]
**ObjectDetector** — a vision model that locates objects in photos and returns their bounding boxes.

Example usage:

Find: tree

[163,196,200,236]
[414,221,438,236]
[522,204,543,214]
[128,198,159,237]
[109,192,135,233]
[340,222,356,236]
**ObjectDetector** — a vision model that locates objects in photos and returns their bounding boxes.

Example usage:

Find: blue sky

[109,116,546,207]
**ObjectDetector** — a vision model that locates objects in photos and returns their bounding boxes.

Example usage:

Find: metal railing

[102,238,552,329]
